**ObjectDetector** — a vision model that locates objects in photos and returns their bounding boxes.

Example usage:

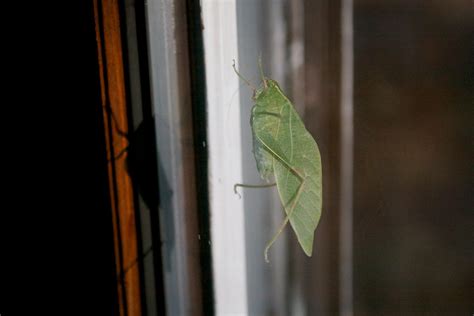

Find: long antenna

[232,59,256,90]
[258,54,267,89]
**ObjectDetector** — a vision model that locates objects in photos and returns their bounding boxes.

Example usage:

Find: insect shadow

[109,113,171,214]
[108,111,172,301]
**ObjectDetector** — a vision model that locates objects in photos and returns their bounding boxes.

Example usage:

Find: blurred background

[353,2,472,315]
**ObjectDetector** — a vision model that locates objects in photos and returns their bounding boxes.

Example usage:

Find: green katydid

[233,59,322,263]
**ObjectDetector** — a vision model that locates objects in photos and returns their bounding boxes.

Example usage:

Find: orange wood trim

[94,0,142,315]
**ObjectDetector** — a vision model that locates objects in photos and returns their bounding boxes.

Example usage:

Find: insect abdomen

[252,136,274,180]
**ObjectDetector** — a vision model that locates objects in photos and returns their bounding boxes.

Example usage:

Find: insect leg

[233,183,276,198]
[254,131,308,262]
[264,177,305,263]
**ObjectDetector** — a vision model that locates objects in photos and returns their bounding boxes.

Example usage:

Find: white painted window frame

[202,1,249,315]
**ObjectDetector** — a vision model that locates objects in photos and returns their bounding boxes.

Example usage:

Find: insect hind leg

[264,176,306,263]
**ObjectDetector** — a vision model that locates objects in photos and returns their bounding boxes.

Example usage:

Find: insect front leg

[233,182,276,199]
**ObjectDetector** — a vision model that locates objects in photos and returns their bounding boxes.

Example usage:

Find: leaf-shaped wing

[273,104,322,256]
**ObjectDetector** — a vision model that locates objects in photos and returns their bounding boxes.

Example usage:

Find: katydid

[233,59,322,262]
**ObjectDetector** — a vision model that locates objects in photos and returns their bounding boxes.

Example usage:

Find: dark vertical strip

[339,0,354,314]
[303,0,342,314]
[185,1,215,315]
[133,0,153,117]
[133,0,167,314]
[136,2,168,315]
